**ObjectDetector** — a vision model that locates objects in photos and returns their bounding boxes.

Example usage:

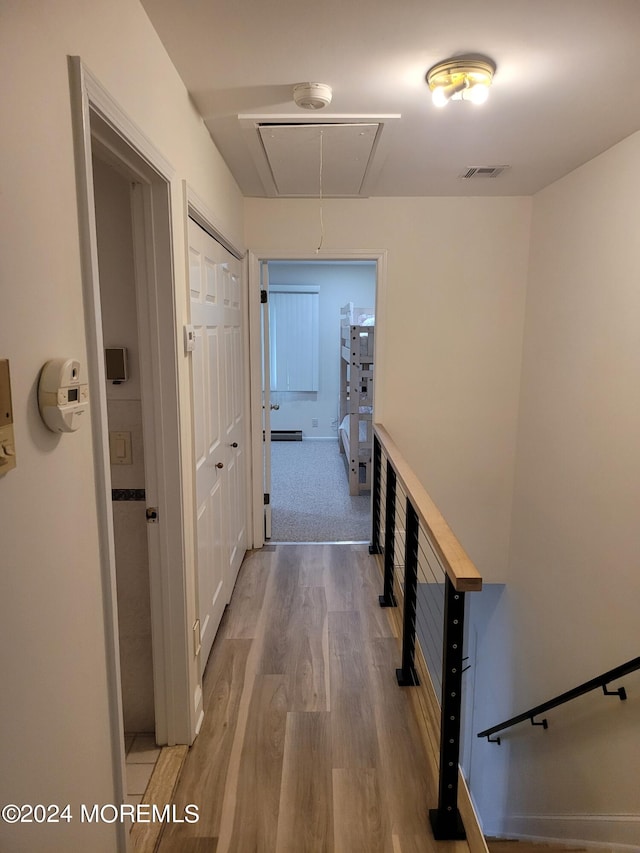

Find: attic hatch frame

[238,113,401,198]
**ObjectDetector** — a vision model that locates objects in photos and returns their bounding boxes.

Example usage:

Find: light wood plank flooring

[486,844,589,853]
[157,544,469,853]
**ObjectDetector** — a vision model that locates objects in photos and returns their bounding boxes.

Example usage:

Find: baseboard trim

[502,813,640,850]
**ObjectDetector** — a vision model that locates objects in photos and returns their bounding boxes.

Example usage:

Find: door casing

[247,250,388,547]
[69,60,198,849]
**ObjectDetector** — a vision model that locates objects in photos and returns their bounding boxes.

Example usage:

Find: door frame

[69,57,196,826]
[247,249,388,547]
[260,260,273,540]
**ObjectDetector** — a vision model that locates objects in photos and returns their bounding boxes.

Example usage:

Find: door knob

[230,442,238,448]
[215,462,224,469]
[270,403,280,411]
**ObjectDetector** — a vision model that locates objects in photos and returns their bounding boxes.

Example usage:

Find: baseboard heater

[269,429,303,441]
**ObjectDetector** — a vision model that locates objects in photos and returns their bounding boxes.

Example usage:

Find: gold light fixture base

[426,57,496,105]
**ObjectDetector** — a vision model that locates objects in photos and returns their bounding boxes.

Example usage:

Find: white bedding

[341,303,375,326]
[339,415,370,445]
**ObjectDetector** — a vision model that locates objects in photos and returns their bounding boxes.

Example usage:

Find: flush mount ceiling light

[426,58,495,107]
[293,82,333,110]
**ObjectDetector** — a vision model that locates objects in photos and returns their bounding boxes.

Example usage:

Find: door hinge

[264,493,270,505]
[146,507,159,523]
[184,325,196,353]
[260,290,268,304]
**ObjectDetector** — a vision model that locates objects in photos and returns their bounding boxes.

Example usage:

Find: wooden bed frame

[338,303,374,495]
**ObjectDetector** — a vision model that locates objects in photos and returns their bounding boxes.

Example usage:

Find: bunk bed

[338,303,375,495]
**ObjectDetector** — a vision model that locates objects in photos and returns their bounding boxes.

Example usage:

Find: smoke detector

[293,82,333,110]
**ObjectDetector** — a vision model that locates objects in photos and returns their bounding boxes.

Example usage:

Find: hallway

[157,544,462,852]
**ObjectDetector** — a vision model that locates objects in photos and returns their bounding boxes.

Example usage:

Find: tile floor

[124,733,161,805]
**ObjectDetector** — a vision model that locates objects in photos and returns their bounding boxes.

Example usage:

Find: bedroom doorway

[261,259,377,543]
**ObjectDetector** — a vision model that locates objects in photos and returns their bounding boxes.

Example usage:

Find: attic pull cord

[316,129,324,253]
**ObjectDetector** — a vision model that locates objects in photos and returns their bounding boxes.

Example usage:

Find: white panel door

[188,220,247,674]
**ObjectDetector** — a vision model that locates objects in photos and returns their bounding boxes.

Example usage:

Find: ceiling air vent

[460,165,509,179]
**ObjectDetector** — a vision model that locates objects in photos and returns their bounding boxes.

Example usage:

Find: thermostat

[38,358,89,433]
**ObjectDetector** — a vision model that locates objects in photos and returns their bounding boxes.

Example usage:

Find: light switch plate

[0,360,16,477]
[0,423,16,476]
[109,430,132,465]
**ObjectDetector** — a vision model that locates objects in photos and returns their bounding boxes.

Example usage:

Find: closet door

[188,219,247,674]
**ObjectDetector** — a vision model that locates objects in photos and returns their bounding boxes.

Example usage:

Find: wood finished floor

[158,544,469,853]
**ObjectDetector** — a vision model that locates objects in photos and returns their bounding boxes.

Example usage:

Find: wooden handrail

[373,423,482,593]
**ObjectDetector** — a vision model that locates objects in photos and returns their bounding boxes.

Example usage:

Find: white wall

[470,131,640,846]
[0,2,243,850]
[246,197,532,581]
[267,261,376,438]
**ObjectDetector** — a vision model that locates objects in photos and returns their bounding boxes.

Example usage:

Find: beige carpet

[270,439,371,542]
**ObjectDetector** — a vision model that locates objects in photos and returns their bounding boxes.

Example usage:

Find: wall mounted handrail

[478,655,640,745]
[372,423,482,593]
[370,422,483,842]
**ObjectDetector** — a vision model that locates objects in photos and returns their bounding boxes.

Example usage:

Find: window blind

[269,285,319,392]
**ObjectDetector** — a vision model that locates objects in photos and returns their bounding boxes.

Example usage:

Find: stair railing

[370,423,483,841]
[477,655,640,745]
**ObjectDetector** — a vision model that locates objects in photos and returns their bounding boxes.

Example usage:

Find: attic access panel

[258,123,380,197]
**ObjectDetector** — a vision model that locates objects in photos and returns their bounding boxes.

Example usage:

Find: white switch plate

[109,430,132,465]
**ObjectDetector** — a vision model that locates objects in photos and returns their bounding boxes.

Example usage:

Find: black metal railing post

[429,577,466,840]
[369,434,382,555]
[379,459,398,608]
[396,499,420,687]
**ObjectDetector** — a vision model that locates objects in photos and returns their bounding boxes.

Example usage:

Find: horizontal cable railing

[370,423,483,842]
[477,655,640,745]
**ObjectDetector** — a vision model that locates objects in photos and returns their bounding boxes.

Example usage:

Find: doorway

[92,154,157,772]
[262,259,377,543]
[70,61,199,844]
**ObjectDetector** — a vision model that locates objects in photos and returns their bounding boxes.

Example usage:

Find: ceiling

[140,0,640,198]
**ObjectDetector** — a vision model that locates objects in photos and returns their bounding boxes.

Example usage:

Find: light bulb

[432,78,468,107]
[432,87,450,108]
[466,82,490,105]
